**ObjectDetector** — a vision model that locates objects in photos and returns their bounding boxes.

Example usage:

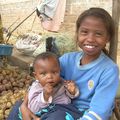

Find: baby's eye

[40,72,47,76]
[52,71,58,74]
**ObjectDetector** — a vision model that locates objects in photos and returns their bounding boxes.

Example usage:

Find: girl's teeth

[85,45,95,48]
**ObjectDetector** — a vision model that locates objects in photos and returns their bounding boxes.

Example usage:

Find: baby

[19,52,79,119]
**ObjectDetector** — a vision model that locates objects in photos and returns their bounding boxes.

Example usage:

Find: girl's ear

[74,33,79,46]
[106,35,110,43]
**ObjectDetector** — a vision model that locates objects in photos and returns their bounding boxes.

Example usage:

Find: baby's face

[34,57,61,87]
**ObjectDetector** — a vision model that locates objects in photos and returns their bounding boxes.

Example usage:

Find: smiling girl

[7,8,119,120]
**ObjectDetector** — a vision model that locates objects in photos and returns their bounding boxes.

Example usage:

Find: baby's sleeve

[28,81,52,113]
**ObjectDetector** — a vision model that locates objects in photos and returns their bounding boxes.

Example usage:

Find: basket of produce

[0,44,13,56]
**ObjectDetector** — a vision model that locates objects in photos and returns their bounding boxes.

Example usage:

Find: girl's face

[33,57,61,87]
[77,16,109,58]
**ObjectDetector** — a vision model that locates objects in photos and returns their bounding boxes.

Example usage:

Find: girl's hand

[21,94,40,120]
[64,80,76,95]
[33,116,41,120]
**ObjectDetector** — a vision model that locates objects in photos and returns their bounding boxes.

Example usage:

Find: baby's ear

[32,72,36,77]
[29,71,36,78]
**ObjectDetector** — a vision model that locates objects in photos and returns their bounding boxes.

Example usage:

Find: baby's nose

[47,76,54,84]
[47,73,53,79]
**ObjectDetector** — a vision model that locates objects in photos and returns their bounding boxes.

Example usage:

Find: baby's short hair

[33,52,60,69]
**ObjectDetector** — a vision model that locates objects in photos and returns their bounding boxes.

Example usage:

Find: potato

[12,82,18,87]
[5,75,10,80]
[6,102,12,109]
[5,83,12,90]
[9,77,15,83]
[0,68,2,73]
[2,79,7,85]
[0,109,3,114]
[5,109,11,117]
[0,75,4,81]
[19,83,24,88]
[0,85,3,92]
[1,91,7,96]
[2,70,6,76]
[0,113,4,120]
[14,89,19,94]
[11,98,16,105]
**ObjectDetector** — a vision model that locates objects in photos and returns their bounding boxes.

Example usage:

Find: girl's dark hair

[76,7,115,55]
[33,52,60,69]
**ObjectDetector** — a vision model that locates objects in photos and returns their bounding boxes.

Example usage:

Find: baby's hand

[43,83,53,101]
[64,80,76,95]
[44,83,53,95]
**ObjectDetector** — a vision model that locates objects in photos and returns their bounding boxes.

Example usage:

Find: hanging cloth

[36,0,59,21]
[37,0,66,32]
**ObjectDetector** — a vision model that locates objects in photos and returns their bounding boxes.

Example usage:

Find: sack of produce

[15,33,42,56]
[33,38,46,57]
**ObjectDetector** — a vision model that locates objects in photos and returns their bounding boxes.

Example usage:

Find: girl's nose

[87,33,95,42]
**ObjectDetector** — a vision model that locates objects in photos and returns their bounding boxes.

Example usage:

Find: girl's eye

[79,30,88,35]
[95,32,103,37]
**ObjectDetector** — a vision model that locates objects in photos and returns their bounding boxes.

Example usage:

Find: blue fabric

[18,104,54,120]
[65,112,74,120]
[59,51,119,120]
[18,108,22,120]
[10,103,83,120]
[39,104,83,120]
[7,99,23,120]
[35,104,55,117]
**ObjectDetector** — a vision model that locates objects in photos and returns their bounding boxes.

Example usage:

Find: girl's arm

[20,93,40,120]
[81,66,119,120]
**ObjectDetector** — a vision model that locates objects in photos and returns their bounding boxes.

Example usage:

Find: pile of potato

[0,65,33,119]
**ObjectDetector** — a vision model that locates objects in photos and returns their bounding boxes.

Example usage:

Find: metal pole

[6,9,36,43]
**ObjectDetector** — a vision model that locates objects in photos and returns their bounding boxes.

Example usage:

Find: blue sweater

[59,51,119,120]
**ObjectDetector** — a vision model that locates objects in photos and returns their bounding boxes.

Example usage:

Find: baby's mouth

[48,82,55,86]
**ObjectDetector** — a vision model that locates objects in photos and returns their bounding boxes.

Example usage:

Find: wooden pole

[0,14,4,44]
[109,0,120,62]
[110,2,120,120]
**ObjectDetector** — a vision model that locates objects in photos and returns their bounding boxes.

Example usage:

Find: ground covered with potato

[0,63,33,120]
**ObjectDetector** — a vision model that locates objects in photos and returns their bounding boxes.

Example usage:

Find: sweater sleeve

[81,65,119,120]
[28,81,52,113]
[59,53,68,79]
